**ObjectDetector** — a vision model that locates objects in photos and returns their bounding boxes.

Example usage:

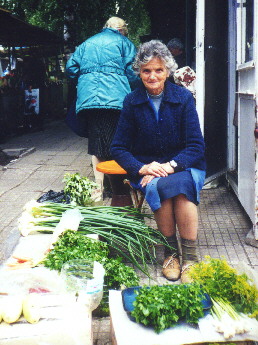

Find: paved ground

[0,119,257,345]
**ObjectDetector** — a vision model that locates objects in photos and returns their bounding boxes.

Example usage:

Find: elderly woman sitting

[111,40,206,283]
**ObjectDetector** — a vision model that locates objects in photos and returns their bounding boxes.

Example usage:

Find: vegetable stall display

[19,201,171,276]
[127,257,258,337]
[14,172,258,337]
[42,230,140,315]
[188,256,258,339]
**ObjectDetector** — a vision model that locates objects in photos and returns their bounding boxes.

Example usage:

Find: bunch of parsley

[43,230,109,271]
[131,284,204,333]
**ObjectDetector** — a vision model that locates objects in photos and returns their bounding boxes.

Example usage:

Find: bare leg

[91,155,104,187]
[173,194,198,240]
[154,198,176,237]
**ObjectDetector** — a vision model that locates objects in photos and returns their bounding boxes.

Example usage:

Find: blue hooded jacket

[66,28,138,114]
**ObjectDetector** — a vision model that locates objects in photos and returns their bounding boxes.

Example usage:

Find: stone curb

[2,147,36,170]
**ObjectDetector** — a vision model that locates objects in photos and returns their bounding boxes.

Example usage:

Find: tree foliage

[0,0,150,47]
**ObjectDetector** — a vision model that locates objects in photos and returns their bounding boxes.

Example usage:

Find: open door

[234,0,257,236]
[196,0,228,182]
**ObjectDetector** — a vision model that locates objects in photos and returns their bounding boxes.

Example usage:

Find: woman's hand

[139,162,175,187]
[139,161,168,177]
[161,162,174,174]
[140,174,155,187]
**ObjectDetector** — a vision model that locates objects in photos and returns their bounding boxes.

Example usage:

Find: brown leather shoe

[162,256,181,281]
[181,261,196,284]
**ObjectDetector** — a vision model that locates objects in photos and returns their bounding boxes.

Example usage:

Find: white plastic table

[109,290,258,345]
[0,233,94,345]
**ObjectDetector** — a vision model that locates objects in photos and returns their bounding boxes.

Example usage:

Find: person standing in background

[167,38,185,69]
[66,17,138,191]
[167,38,196,98]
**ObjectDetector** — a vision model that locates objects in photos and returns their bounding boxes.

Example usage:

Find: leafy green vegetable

[103,257,139,289]
[131,284,204,333]
[43,230,109,271]
[43,229,140,317]
[95,257,140,317]
[188,256,258,316]
[63,173,98,206]
[42,229,139,289]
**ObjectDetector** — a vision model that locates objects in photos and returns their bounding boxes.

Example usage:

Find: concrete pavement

[0,120,92,263]
[0,118,257,344]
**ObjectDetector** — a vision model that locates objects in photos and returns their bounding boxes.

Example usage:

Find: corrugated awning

[0,8,62,47]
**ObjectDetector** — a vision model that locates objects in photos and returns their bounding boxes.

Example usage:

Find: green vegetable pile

[188,256,258,317]
[42,230,139,303]
[63,173,99,206]
[131,284,204,333]
[103,257,139,290]
[43,230,109,271]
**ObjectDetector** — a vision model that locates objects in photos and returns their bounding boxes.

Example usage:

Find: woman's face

[140,57,169,95]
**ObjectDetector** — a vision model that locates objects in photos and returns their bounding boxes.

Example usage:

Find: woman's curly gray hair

[133,40,178,76]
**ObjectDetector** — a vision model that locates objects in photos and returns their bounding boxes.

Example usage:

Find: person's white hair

[133,40,178,76]
[104,17,128,36]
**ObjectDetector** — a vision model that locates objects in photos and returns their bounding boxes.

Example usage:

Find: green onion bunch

[19,200,170,276]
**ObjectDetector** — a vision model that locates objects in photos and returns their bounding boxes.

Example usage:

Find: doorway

[145,0,196,68]
[146,0,229,179]
[203,1,229,178]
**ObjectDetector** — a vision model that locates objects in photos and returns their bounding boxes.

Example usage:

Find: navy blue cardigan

[111,81,206,183]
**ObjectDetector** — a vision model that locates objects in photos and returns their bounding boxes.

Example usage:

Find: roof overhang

[0,8,62,47]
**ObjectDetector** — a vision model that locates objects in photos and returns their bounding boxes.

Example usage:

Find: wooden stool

[96,160,144,209]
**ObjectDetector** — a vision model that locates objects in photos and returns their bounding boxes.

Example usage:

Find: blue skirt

[157,171,196,204]
[133,168,206,212]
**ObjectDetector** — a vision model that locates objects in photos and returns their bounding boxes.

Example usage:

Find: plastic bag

[61,260,105,311]
[0,267,67,295]
[37,190,71,204]
[50,209,84,248]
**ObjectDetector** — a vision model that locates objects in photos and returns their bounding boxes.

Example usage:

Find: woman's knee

[173,193,189,203]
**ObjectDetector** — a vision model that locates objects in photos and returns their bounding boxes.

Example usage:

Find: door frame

[227,0,237,178]
[229,0,258,239]
[195,0,205,135]
[196,0,228,184]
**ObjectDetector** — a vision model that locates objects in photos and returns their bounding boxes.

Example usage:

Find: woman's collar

[131,80,183,105]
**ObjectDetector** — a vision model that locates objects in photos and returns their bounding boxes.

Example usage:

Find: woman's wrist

[163,162,174,173]
[139,164,148,175]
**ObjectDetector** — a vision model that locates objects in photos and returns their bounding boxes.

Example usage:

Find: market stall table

[109,290,258,345]
[0,233,96,345]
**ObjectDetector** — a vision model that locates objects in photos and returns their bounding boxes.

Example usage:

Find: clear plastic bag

[61,260,105,311]
[0,267,67,295]
[50,209,83,248]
